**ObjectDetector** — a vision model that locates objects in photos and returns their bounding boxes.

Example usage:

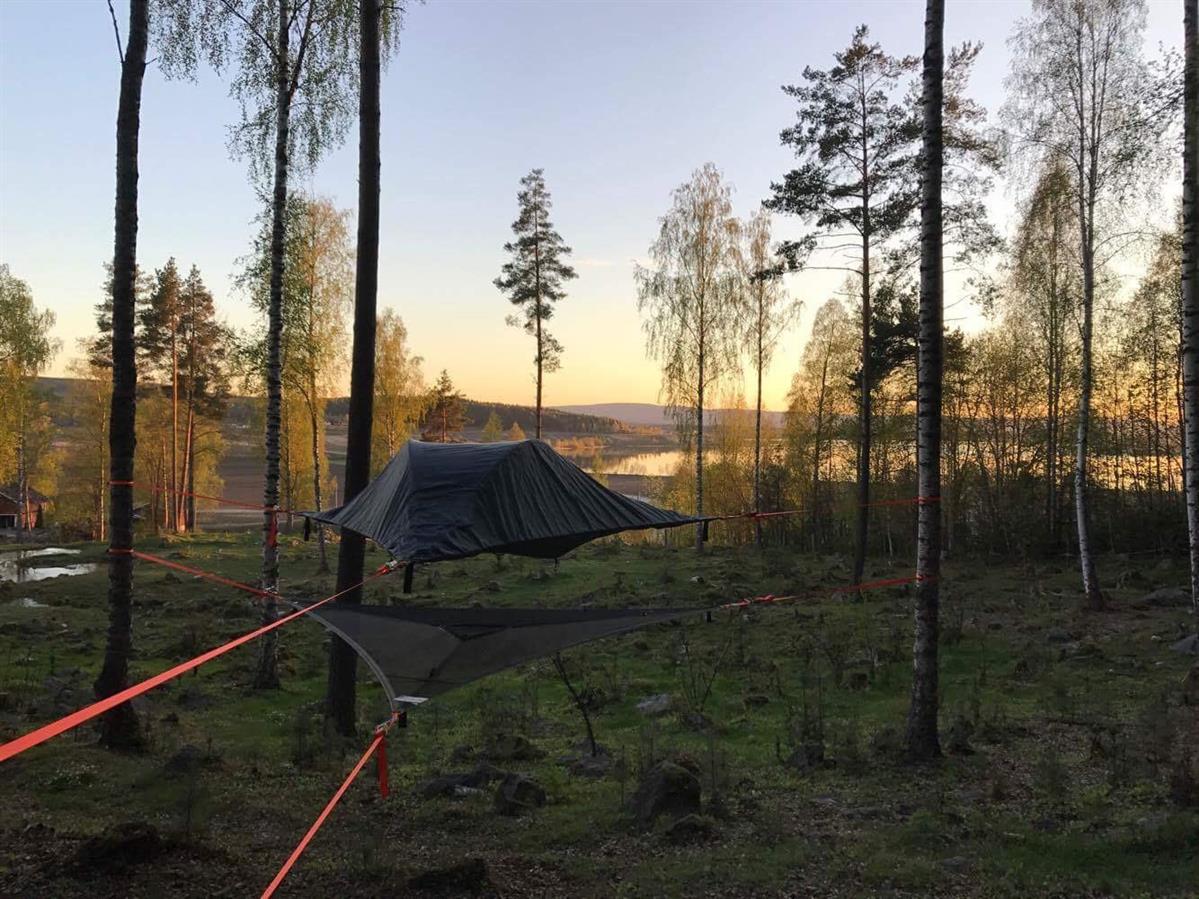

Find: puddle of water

[0,548,95,583]
[14,597,47,608]
[0,547,81,562]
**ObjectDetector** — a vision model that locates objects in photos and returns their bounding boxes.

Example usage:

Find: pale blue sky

[0,0,1184,408]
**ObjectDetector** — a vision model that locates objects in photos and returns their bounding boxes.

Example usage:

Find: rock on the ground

[419,763,509,800]
[484,733,545,761]
[631,761,701,823]
[407,858,493,896]
[636,693,673,717]
[567,753,612,778]
[494,773,547,816]
[663,813,717,844]
[1141,587,1191,608]
[1171,634,1199,656]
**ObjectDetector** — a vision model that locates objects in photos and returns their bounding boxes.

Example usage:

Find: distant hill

[556,403,786,429]
[324,396,628,435]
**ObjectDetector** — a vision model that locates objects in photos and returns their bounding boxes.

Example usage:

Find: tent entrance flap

[304,439,700,563]
[306,603,697,709]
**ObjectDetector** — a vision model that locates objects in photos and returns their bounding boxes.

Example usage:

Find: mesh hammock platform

[307,601,698,709]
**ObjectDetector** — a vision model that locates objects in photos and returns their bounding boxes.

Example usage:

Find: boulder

[419,763,509,800]
[484,733,545,761]
[631,761,701,823]
[663,813,717,844]
[636,693,673,717]
[1171,634,1199,656]
[494,773,546,816]
[567,753,612,778]
[1142,587,1191,608]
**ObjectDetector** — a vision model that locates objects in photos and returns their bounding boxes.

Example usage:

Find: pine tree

[178,266,229,531]
[766,26,919,589]
[422,370,465,443]
[506,421,526,441]
[140,258,185,531]
[95,0,149,751]
[494,169,577,439]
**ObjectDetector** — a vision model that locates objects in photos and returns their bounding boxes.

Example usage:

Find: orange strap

[0,564,394,765]
[263,733,388,899]
[113,548,277,599]
[718,574,933,611]
[110,480,298,516]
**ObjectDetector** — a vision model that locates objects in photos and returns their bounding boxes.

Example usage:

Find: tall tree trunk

[1076,215,1104,609]
[181,407,194,532]
[326,0,382,737]
[171,326,179,531]
[534,226,543,441]
[16,404,26,541]
[753,327,763,547]
[94,0,148,750]
[695,336,705,552]
[906,0,943,761]
[186,427,196,532]
[310,384,328,573]
[1182,0,1199,626]
[254,0,291,690]
[855,144,873,591]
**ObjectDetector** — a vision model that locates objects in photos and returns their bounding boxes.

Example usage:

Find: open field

[0,535,1196,897]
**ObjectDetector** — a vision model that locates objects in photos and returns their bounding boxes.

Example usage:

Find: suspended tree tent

[305,438,701,562]
[302,439,708,710]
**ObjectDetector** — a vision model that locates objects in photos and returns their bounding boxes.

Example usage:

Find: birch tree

[1008,161,1078,547]
[0,266,57,543]
[194,0,358,686]
[371,309,426,471]
[636,163,742,551]
[906,0,944,761]
[1182,0,1198,625]
[1006,0,1176,609]
[741,211,799,545]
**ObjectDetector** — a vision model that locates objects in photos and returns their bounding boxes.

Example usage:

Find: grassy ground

[0,533,1196,897]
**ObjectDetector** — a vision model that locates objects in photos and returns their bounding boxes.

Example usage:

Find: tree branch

[106,0,123,65]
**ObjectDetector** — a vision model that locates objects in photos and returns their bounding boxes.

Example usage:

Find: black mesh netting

[306,602,698,707]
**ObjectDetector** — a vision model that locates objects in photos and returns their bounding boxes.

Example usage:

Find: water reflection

[0,548,97,583]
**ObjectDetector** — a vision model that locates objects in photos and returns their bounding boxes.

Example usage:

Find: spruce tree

[494,169,577,439]
[422,370,466,443]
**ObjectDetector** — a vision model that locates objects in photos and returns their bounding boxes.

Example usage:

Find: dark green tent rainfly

[306,439,701,563]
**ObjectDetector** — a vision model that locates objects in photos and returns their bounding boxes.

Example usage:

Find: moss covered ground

[0,533,1196,897]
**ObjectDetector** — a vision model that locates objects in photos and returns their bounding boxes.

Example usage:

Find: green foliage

[422,370,466,442]
[480,411,504,443]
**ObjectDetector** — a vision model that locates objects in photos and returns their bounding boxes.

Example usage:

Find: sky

[0,0,1185,411]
